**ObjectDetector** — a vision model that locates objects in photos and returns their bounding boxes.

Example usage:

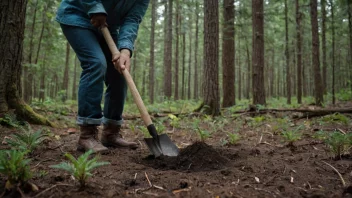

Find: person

[56,0,150,153]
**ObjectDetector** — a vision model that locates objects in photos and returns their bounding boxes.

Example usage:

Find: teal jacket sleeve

[81,0,107,17]
[118,0,150,55]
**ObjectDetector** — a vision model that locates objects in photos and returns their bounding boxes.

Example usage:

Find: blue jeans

[60,24,127,126]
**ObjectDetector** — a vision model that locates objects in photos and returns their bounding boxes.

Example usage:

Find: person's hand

[90,13,107,28]
[112,49,130,73]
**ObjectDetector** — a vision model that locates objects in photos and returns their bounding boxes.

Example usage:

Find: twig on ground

[145,172,152,187]
[134,173,137,180]
[32,158,55,169]
[322,161,346,187]
[17,186,26,198]
[33,184,73,198]
[258,134,263,144]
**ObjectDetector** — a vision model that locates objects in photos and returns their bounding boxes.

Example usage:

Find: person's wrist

[121,49,131,57]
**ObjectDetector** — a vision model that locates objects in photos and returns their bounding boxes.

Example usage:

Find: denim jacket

[56,0,149,52]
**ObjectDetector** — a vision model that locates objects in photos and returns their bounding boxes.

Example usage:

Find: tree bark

[39,51,47,102]
[62,41,70,100]
[72,56,78,100]
[285,0,291,104]
[296,0,303,104]
[173,0,179,100]
[203,0,220,115]
[149,0,156,103]
[193,2,200,100]
[252,0,266,105]
[0,0,55,127]
[222,0,236,107]
[182,30,186,100]
[348,0,352,91]
[310,0,324,106]
[330,0,336,104]
[188,10,193,100]
[163,0,173,98]
[23,0,39,103]
[245,36,251,100]
[321,0,328,94]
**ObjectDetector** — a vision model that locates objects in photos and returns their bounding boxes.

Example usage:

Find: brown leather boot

[101,124,138,149]
[77,125,109,154]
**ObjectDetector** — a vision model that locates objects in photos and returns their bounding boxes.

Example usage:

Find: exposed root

[322,161,346,187]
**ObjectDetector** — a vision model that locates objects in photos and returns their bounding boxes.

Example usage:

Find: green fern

[325,132,351,159]
[196,127,210,142]
[227,132,240,145]
[0,150,32,189]
[6,128,47,153]
[50,150,110,187]
[281,125,304,146]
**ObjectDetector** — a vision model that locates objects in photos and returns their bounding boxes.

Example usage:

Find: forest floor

[1,98,352,198]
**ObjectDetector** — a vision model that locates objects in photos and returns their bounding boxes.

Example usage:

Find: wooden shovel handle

[101,27,152,126]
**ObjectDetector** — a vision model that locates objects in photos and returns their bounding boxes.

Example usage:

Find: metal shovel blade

[144,134,179,157]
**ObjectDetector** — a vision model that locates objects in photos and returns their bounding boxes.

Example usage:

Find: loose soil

[141,142,230,172]
[1,105,352,198]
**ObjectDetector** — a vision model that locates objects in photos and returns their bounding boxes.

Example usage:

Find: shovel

[101,27,179,157]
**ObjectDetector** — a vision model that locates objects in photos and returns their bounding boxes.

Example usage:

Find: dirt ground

[1,106,352,198]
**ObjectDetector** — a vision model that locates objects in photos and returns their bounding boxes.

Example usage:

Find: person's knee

[88,55,107,78]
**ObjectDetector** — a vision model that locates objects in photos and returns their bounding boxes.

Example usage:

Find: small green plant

[312,130,328,141]
[196,127,210,142]
[227,132,240,145]
[281,125,304,146]
[168,114,180,128]
[249,116,266,127]
[321,113,350,125]
[0,150,32,190]
[50,150,110,187]
[324,132,351,159]
[0,113,27,128]
[6,128,47,154]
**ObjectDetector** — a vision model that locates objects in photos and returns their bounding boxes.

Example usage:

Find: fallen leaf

[67,128,77,134]
[54,135,61,140]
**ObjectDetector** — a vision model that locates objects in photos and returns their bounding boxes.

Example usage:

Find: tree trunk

[0,0,55,127]
[348,0,352,91]
[222,0,236,107]
[188,11,193,100]
[193,2,200,100]
[203,0,220,115]
[149,0,156,103]
[296,0,303,104]
[285,0,291,104]
[173,0,179,100]
[62,42,70,100]
[310,0,324,106]
[252,0,266,105]
[72,56,78,100]
[330,0,336,104]
[23,0,39,103]
[270,50,275,97]
[245,37,251,100]
[321,0,328,94]
[238,40,242,100]
[182,31,186,100]
[163,0,173,98]
[39,51,47,102]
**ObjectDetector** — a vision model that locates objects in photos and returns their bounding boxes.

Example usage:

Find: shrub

[50,150,110,187]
